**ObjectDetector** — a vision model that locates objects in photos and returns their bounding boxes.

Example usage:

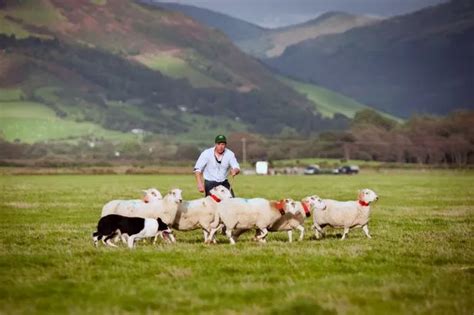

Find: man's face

[215,142,226,154]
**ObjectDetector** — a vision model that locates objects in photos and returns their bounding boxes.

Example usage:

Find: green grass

[0,101,135,143]
[0,170,473,314]
[0,14,31,38]
[2,0,64,26]
[0,88,25,102]
[136,53,221,88]
[281,77,402,122]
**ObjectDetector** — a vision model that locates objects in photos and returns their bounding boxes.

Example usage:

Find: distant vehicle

[304,164,320,175]
[337,165,360,175]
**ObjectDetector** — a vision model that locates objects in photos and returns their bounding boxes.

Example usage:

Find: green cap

[215,134,227,143]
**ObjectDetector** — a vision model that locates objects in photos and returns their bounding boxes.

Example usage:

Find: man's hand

[197,182,205,193]
[230,168,240,177]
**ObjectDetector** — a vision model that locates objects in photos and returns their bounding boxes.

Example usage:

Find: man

[194,135,240,196]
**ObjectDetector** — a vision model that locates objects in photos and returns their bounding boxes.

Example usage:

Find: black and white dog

[93,214,172,249]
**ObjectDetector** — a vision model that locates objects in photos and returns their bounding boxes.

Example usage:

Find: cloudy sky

[156,0,447,28]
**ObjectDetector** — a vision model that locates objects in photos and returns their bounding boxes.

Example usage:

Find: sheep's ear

[142,190,147,195]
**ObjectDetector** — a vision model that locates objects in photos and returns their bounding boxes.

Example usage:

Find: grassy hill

[280,77,402,121]
[1,0,354,145]
[267,0,474,117]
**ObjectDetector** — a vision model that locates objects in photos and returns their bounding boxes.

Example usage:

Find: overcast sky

[155,0,447,28]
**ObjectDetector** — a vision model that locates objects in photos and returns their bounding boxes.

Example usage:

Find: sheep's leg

[206,228,218,244]
[362,224,372,239]
[207,224,223,244]
[312,224,324,239]
[341,227,350,240]
[287,230,293,243]
[225,228,236,245]
[296,225,305,241]
[257,228,268,243]
[202,230,208,243]
[253,229,261,241]
[213,224,224,243]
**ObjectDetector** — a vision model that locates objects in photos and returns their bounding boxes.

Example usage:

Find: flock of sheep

[94,186,379,248]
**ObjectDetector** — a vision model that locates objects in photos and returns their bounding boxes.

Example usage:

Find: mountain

[0,0,352,144]
[149,2,378,58]
[147,1,267,42]
[243,12,380,58]
[267,0,474,117]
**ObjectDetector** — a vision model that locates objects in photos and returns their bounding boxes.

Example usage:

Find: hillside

[0,0,353,144]
[279,77,402,122]
[246,12,380,58]
[149,2,378,58]
[267,0,474,117]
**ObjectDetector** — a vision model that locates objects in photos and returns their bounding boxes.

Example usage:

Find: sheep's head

[167,188,183,204]
[283,198,298,215]
[209,185,233,201]
[358,189,378,205]
[142,188,163,203]
[302,195,326,215]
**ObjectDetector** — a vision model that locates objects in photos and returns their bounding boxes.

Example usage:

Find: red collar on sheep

[275,200,286,215]
[210,194,222,202]
[302,202,311,217]
[358,200,370,207]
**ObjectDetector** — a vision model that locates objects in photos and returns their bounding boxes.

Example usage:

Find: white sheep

[313,188,378,240]
[172,185,233,243]
[267,195,327,242]
[208,198,298,244]
[101,188,163,216]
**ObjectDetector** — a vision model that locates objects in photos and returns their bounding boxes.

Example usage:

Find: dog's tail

[92,231,102,247]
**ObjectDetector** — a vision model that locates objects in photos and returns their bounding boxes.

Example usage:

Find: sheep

[101,188,163,216]
[207,198,298,244]
[101,188,183,243]
[172,185,233,243]
[267,195,327,242]
[313,188,379,240]
[234,195,327,242]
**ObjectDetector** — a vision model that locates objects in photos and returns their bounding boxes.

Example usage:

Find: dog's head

[157,218,173,236]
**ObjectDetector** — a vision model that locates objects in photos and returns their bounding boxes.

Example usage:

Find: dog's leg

[104,234,118,247]
[127,235,136,249]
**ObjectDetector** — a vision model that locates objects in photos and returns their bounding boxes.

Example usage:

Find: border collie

[93,214,172,248]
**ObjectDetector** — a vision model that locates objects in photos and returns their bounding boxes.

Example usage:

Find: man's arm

[195,171,205,193]
[229,153,240,177]
[194,150,208,193]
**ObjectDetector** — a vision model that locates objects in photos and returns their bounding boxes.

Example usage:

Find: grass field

[1,170,473,314]
[0,101,135,143]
